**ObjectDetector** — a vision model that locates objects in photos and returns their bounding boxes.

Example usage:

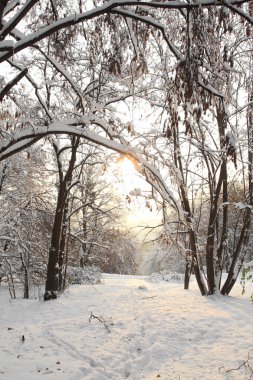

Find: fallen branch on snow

[225,354,253,377]
[89,312,113,333]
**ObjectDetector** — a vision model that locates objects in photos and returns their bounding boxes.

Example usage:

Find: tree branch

[0,67,28,101]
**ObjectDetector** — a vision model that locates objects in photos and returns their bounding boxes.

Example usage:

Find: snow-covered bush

[67,266,102,285]
[241,261,253,303]
[147,271,184,283]
[81,228,138,275]
[139,241,185,276]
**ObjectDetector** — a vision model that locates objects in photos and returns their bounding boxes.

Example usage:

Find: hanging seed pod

[246,25,251,37]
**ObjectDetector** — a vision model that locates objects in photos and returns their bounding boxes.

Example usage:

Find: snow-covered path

[0,275,252,380]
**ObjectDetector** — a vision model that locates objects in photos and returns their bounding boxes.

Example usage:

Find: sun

[105,155,145,195]
[116,154,142,174]
[116,156,141,193]
[119,156,137,177]
[103,154,162,228]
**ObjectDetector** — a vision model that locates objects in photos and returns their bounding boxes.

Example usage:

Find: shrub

[68,266,102,285]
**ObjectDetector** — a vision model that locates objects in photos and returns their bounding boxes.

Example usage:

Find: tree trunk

[6,259,15,299]
[44,188,65,300]
[184,259,191,290]
[44,137,79,300]
[221,201,251,295]
[58,200,69,291]
[23,267,29,299]
[205,104,228,294]
[206,218,216,294]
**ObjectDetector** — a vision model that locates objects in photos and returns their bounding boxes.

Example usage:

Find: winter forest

[0,0,253,378]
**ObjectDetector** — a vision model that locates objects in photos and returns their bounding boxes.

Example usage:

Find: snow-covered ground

[0,274,253,380]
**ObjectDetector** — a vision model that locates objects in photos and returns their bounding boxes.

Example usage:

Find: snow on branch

[3,1,21,17]
[1,0,39,41]
[224,1,253,23]
[0,40,14,51]
[198,80,224,99]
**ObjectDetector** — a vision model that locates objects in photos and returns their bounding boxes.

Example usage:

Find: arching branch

[0,121,181,213]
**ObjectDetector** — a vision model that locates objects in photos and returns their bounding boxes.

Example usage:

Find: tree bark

[44,189,65,300]
[58,201,69,291]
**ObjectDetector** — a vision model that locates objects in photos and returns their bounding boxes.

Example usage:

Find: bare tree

[0,148,53,298]
[140,4,253,295]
